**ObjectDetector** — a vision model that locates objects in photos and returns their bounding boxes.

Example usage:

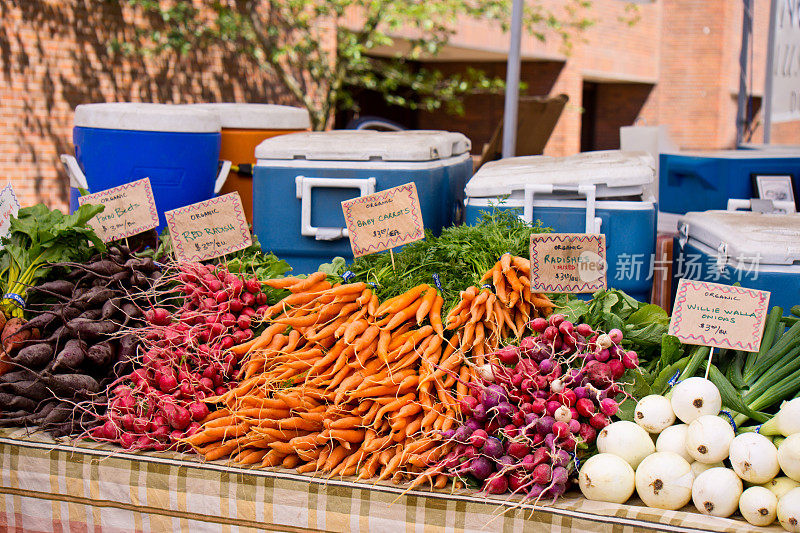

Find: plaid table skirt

[0,428,780,533]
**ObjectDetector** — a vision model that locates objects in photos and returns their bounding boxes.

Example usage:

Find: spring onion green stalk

[759,399,800,437]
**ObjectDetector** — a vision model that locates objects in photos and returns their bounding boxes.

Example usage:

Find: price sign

[668,279,770,352]
[165,192,251,263]
[0,184,20,247]
[341,182,424,257]
[529,233,607,293]
[77,178,159,242]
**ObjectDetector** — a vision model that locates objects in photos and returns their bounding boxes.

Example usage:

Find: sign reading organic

[529,233,607,293]
[668,279,771,352]
[165,192,251,263]
[341,182,424,257]
[77,178,159,243]
[0,184,20,247]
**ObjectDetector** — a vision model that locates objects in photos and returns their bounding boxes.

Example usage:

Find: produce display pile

[2,203,800,531]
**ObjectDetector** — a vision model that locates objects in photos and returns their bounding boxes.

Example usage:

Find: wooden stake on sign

[705,347,715,380]
[390,248,396,272]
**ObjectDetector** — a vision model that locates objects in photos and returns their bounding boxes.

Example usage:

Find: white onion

[762,477,800,500]
[779,434,800,482]
[778,487,800,532]
[739,486,777,527]
[656,424,692,462]
[579,453,635,504]
[634,395,676,434]
[729,433,780,484]
[685,415,734,464]
[760,398,800,437]
[691,467,742,518]
[670,377,721,424]
[597,421,655,469]
[690,461,723,478]
[634,452,694,510]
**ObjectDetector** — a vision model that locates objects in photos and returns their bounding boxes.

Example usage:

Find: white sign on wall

[765,0,800,134]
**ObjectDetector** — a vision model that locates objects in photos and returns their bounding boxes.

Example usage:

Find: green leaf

[562,298,589,324]
[659,334,683,368]
[624,323,667,348]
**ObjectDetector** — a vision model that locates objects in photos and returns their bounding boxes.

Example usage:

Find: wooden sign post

[529,233,607,293]
[341,183,425,258]
[669,279,771,377]
[77,178,159,243]
[165,192,252,263]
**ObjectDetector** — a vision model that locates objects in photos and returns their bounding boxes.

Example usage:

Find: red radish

[576,323,594,336]
[506,441,530,459]
[229,278,244,296]
[220,313,236,328]
[578,423,597,444]
[241,292,256,307]
[188,402,210,421]
[599,398,618,416]
[509,471,529,492]
[496,346,519,366]
[576,398,595,418]
[531,463,552,484]
[469,429,488,448]
[530,318,547,333]
[484,474,508,494]
[119,433,137,449]
[241,307,256,317]
[215,386,227,395]
[622,350,639,369]
[589,413,609,430]
[607,359,625,379]
[548,314,566,327]
[542,326,558,342]
[608,328,623,344]
[552,421,570,439]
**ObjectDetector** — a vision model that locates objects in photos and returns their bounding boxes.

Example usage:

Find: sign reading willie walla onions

[77,178,159,243]
[668,279,770,352]
[529,233,607,293]
[341,183,424,257]
[165,192,251,263]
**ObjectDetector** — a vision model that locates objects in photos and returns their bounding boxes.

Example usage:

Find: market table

[0,428,781,533]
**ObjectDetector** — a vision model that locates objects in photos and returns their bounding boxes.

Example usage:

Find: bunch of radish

[432,313,637,502]
[90,261,266,451]
[0,244,155,436]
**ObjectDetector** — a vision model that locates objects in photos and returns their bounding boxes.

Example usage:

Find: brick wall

[0,0,291,210]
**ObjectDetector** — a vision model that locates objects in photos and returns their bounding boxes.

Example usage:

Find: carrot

[234,448,269,465]
[343,319,369,344]
[261,449,287,467]
[282,454,301,469]
[480,263,499,283]
[500,252,512,273]
[327,416,363,430]
[356,288,373,306]
[187,423,249,446]
[377,328,392,363]
[512,255,531,274]
[323,444,350,472]
[287,272,327,293]
[376,284,428,316]
[415,288,437,325]
[505,267,523,292]
[329,428,366,444]
[385,298,424,330]
[429,294,444,335]
[262,276,303,289]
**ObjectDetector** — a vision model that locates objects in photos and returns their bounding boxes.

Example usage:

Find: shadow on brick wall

[0,0,291,208]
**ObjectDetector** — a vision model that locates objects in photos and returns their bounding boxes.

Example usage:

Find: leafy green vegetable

[338,208,550,311]
[0,203,106,318]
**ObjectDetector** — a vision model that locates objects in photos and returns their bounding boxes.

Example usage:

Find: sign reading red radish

[165,192,251,263]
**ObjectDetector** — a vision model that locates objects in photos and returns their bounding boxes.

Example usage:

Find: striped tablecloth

[0,428,781,533]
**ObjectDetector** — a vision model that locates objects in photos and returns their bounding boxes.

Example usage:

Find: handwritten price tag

[341,183,424,257]
[165,192,252,263]
[529,233,607,293]
[78,178,159,242]
[668,279,770,352]
[0,184,20,248]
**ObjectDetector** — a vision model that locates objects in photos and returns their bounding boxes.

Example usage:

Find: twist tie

[481,284,492,290]
[568,451,581,472]
[342,270,354,282]
[432,273,442,291]
[3,293,25,309]
[720,410,737,433]
[755,425,762,434]
[667,370,681,388]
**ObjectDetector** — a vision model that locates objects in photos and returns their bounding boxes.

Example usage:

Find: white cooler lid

[254,130,471,161]
[663,149,800,159]
[678,210,800,265]
[465,150,655,198]
[190,103,310,130]
[74,103,220,133]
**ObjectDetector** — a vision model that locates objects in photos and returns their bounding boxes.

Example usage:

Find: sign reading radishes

[529,233,607,293]
[165,192,251,263]
[341,182,424,257]
[78,178,159,243]
[668,279,770,352]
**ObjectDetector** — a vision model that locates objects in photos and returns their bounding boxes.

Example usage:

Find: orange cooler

[193,103,310,223]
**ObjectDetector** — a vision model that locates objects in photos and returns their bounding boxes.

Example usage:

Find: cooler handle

[522,183,602,233]
[59,154,89,190]
[727,198,795,214]
[295,176,376,241]
[214,161,232,195]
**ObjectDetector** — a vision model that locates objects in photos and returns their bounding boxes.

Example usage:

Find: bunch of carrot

[446,254,554,392]
[183,257,553,488]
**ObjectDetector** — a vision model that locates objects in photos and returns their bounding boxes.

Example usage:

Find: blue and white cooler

[672,210,800,311]
[252,130,472,273]
[659,150,800,216]
[62,103,230,228]
[464,151,657,302]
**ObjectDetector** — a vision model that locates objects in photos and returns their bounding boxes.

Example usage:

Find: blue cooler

[464,151,657,302]
[659,150,800,215]
[253,130,472,273]
[672,211,800,311]
[62,103,229,228]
